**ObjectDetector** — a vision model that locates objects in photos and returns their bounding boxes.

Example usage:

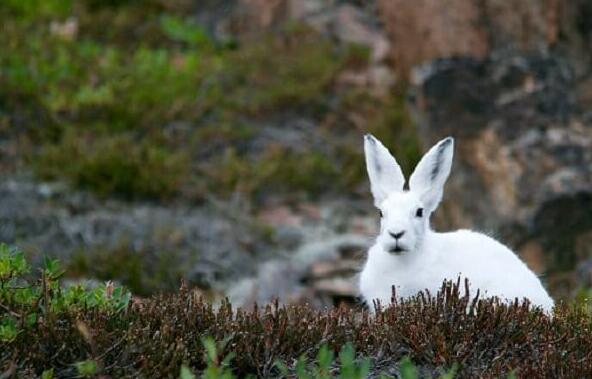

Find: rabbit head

[364,134,454,255]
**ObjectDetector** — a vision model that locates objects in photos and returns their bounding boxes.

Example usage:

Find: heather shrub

[2,244,591,378]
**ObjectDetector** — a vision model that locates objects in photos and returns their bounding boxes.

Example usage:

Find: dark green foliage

[0,0,73,19]
[209,146,341,199]
[34,132,189,200]
[67,244,191,296]
[2,248,591,379]
[0,243,131,350]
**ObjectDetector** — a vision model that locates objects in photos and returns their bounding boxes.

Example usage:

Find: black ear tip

[441,137,454,146]
[364,134,376,143]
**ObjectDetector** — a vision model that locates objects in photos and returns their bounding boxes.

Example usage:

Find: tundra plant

[0,243,130,343]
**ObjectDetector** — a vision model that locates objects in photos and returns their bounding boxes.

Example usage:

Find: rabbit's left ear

[409,137,454,213]
[364,134,405,206]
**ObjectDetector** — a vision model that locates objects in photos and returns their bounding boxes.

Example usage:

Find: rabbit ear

[364,134,405,206]
[409,137,454,213]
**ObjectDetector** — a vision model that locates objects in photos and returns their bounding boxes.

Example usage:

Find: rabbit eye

[378,210,383,218]
[415,208,424,218]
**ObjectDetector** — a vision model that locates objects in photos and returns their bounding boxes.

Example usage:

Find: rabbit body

[360,229,554,312]
[359,134,554,312]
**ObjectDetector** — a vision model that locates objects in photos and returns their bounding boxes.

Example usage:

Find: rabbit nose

[389,230,405,240]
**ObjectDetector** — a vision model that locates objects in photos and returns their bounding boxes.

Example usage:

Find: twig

[0,302,21,318]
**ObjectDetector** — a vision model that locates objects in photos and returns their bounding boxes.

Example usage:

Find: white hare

[359,134,554,313]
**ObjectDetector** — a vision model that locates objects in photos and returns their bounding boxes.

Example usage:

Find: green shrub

[160,14,210,48]
[574,286,592,314]
[35,132,189,200]
[67,244,192,296]
[0,0,72,19]
[0,243,130,347]
[73,359,98,377]
[219,26,356,115]
[208,146,341,199]
[339,85,422,177]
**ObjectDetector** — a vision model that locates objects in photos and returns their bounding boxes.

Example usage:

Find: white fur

[359,134,554,313]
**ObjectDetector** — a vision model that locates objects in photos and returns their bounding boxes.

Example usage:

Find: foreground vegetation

[1,244,591,378]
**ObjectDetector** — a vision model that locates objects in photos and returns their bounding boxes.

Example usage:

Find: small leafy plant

[183,341,446,379]
[0,243,130,344]
[275,343,370,379]
[180,337,240,379]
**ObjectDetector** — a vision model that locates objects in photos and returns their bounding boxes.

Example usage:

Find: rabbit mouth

[388,245,406,254]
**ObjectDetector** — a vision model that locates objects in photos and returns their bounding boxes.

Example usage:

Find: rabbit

[359,134,554,313]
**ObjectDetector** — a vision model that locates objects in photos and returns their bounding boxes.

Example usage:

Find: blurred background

[1,0,591,308]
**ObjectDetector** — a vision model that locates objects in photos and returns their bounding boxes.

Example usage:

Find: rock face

[0,175,377,304]
[227,234,370,309]
[377,0,568,76]
[378,0,489,75]
[409,53,592,297]
[0,176,277,292]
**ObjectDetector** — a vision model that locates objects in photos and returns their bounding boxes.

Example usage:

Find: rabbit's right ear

[364,134,405,206]
[409,137,454,213]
